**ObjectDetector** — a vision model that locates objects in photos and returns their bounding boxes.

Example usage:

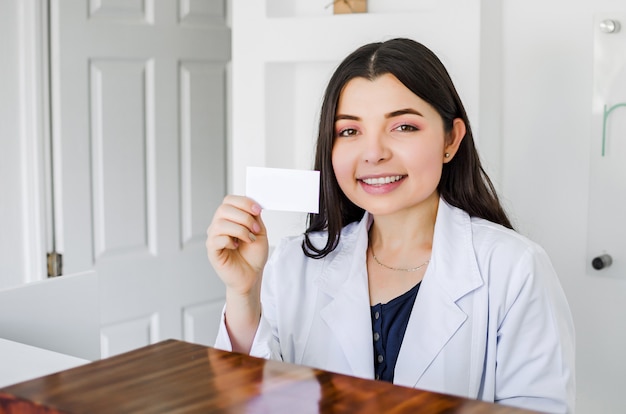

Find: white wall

[0,0,28,290]
[501,1,626,412]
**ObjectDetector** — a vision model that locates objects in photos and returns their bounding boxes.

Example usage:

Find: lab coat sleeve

[213,239,287,361]
[248,239,287,361]
[213,303,278,360]
[213,304,233,351]
[494,244,576,414]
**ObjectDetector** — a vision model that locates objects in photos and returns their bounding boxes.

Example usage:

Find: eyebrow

[335,114,360,121]
[335,108,424,122]
[385,108,424,118]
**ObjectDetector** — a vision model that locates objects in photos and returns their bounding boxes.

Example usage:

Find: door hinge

[47,251,63,277]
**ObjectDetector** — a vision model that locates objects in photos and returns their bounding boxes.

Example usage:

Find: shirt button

[373,332,380,341]
[377,355,384,363]
[375,311,380,320]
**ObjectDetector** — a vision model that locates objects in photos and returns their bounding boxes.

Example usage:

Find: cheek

[403,145,444,178]
[331,146,353,186]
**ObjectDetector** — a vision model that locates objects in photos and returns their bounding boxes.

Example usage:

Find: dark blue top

[371,281,421,383]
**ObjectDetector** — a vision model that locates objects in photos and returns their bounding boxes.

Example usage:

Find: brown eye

[337,128,358,137]
[394,124,418,132]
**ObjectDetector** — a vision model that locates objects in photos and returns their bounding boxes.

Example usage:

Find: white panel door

[49,0,230,357]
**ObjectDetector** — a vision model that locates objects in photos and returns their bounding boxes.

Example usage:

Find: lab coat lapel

[317,214,374,380]
[394,200,483,387]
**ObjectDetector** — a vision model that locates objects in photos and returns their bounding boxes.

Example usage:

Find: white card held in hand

[246,167,320,213]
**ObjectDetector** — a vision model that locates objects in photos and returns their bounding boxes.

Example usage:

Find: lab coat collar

[394,198,484,388]
[316,199,483,383]
[317,212,374,379]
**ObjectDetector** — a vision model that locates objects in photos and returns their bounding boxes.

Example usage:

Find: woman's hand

[206,195,268,353]
[206,195,268,295]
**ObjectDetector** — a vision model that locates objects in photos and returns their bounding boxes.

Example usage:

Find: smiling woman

[206,38,575,414]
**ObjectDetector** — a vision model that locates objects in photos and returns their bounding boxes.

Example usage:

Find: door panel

[180,61,226,247]
[50,0,230,357]
[90,59,154,259]
[182,300,225,346]
[100,313,159,358]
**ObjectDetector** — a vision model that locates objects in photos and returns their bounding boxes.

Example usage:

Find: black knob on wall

[592,254,613,270]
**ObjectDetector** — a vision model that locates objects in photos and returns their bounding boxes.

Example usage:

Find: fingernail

[251,204,262,214]
[252,222,261,233]
[249,232,257,242]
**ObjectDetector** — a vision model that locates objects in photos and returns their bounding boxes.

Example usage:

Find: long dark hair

[303,38,512,259]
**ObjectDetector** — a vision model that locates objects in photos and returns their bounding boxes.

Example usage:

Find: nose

[362,132,390,164]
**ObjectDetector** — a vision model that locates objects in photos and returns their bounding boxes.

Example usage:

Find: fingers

[222,195,262,219]
[218,195,263,236]
[207,196,264,250]
[208,233,239,251]
[214,215,257,244]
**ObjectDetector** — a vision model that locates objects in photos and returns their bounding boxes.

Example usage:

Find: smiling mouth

[359,175,405,185]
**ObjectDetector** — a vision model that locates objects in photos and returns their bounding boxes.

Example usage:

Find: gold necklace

[370,247,430,272]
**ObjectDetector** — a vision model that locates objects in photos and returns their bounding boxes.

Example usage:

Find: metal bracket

[47,251,63,277]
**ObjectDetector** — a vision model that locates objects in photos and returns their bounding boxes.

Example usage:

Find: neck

[369,197,438,252]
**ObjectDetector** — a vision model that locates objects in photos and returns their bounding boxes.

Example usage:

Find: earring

[444,153,450,158]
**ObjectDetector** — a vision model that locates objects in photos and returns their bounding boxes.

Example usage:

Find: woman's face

[331,73,463,216]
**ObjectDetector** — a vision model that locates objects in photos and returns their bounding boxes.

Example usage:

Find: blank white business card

[246,167,320,213]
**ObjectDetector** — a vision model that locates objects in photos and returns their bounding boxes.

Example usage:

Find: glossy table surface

[0,339,538,414]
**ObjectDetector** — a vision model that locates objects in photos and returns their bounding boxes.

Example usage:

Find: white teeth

[362,175,403,185]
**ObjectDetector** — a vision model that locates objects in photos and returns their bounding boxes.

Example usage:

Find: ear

[443,118,466,163]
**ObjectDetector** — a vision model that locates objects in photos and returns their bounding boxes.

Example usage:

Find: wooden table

[0,339,538,413]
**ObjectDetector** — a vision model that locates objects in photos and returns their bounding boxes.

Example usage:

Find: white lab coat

[215,199,576,413]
